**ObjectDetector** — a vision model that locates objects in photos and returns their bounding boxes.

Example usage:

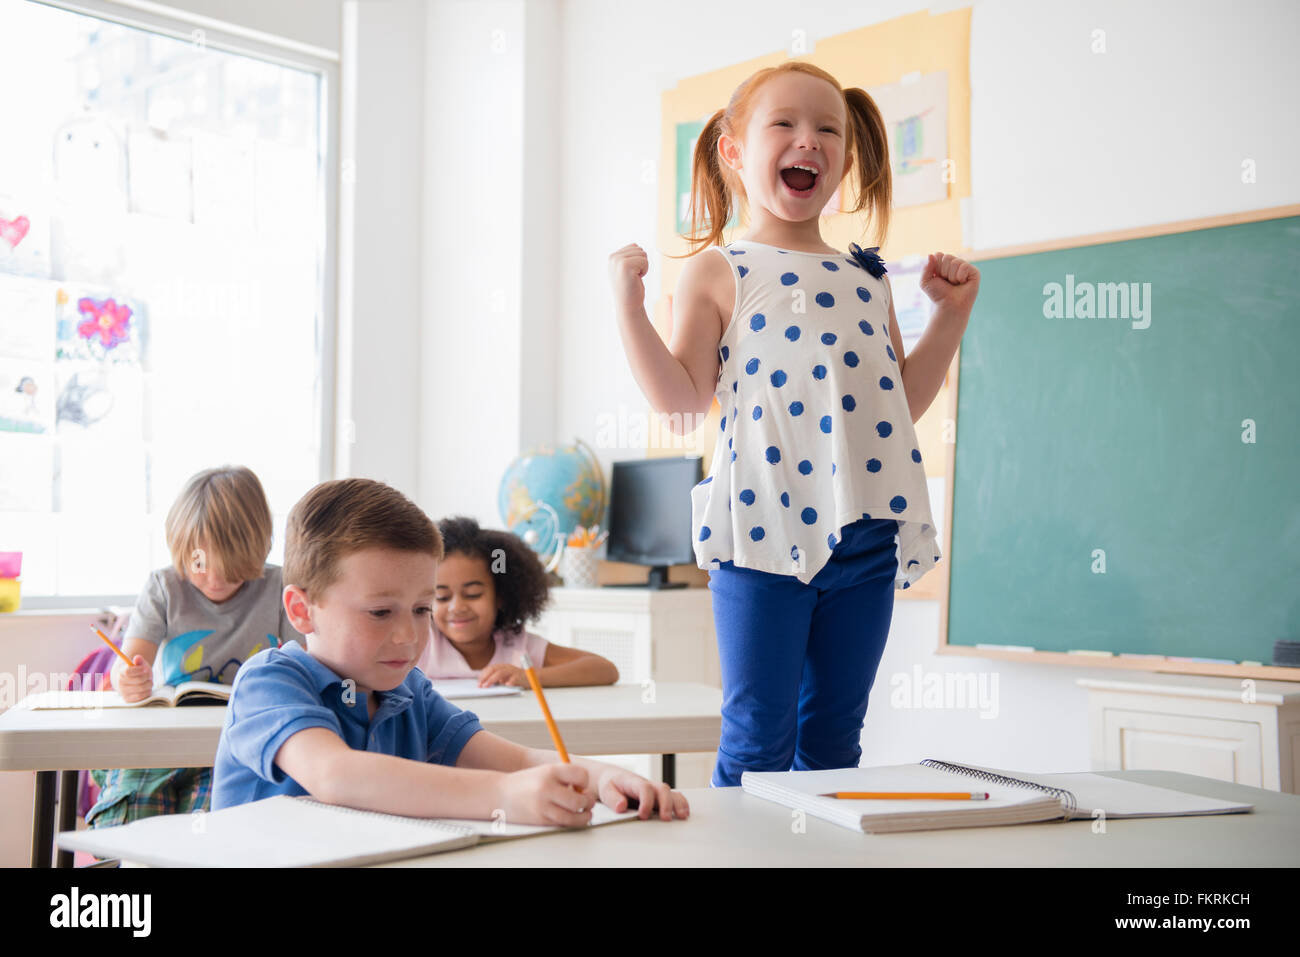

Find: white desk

[0,682,722,868]
[379,771,1300,868]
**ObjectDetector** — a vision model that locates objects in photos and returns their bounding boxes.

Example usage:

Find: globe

[498,438,606,566]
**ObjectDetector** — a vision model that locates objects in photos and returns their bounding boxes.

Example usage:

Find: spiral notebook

[57,795,640,867]
[741,759,1253,834]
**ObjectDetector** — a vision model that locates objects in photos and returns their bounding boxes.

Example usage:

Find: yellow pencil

[521,652,569,763]
[92,624,134,668]
[820,791,990,800]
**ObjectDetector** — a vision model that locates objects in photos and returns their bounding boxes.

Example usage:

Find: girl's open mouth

[780,165,818,197]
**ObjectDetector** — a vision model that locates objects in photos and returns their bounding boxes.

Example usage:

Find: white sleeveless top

[689,239,941,589]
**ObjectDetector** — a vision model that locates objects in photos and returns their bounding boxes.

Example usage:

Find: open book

[57,794,642,867]
[741,759,1253,834]
[20,683,231,709]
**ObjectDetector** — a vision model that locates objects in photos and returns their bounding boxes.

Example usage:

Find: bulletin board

[649,8,973,599]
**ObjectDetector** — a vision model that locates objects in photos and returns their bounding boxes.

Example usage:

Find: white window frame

[13,0,340,610]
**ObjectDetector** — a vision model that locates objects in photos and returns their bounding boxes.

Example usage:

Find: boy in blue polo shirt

[212,478,689,827]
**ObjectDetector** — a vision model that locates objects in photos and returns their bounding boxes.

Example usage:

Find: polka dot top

[689,239,941,589]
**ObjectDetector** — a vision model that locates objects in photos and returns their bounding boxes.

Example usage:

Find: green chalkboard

[947,214,1300,664]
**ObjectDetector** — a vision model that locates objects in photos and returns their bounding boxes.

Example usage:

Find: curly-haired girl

[417,516,619,687]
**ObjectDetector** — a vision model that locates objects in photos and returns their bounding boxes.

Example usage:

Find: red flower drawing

[76,298,133,351]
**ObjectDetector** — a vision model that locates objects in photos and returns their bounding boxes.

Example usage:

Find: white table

[378,771,1300,868]
[0,682,723,868]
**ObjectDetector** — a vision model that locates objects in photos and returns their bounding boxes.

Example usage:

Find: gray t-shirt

[124,563,301,686]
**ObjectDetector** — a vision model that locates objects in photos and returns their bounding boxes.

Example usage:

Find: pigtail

[842,87,892,247]
[673,108,733,258]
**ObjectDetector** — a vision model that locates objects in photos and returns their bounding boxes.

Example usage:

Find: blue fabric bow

[847,242,888,279]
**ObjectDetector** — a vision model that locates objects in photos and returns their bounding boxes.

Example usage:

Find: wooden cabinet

[1080,676,1300,792]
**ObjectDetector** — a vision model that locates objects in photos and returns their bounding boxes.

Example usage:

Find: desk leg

[56,770,78,868]
[662,753,675,788]
[31,771,55,869]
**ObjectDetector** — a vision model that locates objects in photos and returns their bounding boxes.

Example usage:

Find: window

[0,0,333,605]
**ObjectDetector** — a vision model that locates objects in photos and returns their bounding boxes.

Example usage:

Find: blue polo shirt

[211,641,484,810]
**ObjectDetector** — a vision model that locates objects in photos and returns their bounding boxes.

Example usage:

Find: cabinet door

[1102,709,1264,787]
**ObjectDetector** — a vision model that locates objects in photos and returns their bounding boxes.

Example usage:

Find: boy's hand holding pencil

[95,625,153,703]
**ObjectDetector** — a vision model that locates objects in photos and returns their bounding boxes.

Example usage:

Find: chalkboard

[947,213,1300,665]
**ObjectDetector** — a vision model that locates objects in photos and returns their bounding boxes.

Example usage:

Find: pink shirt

[416,625,550,679]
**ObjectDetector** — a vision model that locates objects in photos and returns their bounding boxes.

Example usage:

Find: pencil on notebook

[92,624,134,668]
[820,792,990,800]
[520,652,569,762]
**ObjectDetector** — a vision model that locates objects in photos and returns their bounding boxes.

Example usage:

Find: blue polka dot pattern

[691,240,938,591]
[738,265,748,278]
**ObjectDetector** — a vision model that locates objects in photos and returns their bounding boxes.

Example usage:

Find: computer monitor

[605,455,703,589]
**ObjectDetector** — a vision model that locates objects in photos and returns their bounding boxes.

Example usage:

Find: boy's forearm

[313,747,507,819]
[615,303,702,416]
[901,306,968,422]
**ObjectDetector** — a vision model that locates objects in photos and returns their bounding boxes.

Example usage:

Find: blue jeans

[707,517,899,787]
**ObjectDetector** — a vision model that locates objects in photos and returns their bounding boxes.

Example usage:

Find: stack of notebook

[741,759,1253,834]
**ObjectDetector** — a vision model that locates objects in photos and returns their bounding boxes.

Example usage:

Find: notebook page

[429,679,524,699]
[931,762,1253,818]
[436,800,642,839]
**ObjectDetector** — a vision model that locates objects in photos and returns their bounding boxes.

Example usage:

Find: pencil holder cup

[559,543,604,589]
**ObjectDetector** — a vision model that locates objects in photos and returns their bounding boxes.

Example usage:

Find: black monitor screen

[606,456,703,567]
